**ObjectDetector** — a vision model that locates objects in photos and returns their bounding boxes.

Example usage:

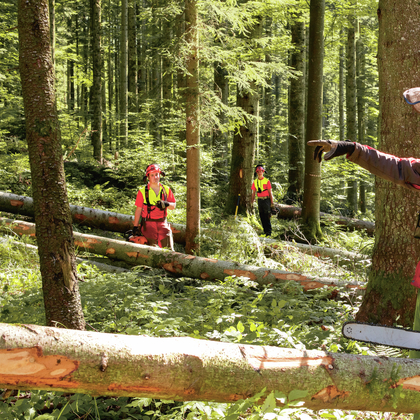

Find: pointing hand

[307,140,355,163]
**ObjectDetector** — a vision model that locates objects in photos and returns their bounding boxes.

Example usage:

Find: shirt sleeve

[265,180,272,189]
[167,188,176,203]
[251,182,256,191]
[348,143,420,190]
[135,190,144,207]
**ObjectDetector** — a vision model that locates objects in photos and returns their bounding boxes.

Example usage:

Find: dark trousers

[257,198,272,236]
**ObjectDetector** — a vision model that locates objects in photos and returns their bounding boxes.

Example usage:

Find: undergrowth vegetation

[0,151,410,419]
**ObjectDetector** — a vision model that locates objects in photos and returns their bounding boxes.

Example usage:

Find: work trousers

[141,219,174,250]
[257,198,272,236]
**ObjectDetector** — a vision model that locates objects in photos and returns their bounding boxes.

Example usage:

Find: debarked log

[0,217,366,291]
[1,322,420,412]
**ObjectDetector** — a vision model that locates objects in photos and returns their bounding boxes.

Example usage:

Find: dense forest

[3,0,420,418]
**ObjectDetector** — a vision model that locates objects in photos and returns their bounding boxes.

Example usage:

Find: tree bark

[345,18,358,216]
[287,6,305,204]
[301,0,325,242]
[355,0,420,327]
[1,217,365,291]
[225,16,262,217]
[119,0,128,146]
[356,28,367,213]
[90,0,103,162]
[128,0,138,131]
[212,61,229,171]
[17,0,85,330]
[185,0,200,254]
[2,323,420,412]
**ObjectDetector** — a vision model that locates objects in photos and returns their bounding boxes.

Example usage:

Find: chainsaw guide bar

[342,321,420,351]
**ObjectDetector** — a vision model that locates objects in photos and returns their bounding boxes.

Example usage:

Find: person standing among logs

[251,164,275,237]
[133,164,176,250]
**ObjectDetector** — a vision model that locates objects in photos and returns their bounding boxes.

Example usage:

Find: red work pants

[141,219,174,250]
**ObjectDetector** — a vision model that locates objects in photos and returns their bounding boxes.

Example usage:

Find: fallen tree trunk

[275,203,375,236]
[0,217,365,291]
[0,191,186,244]
[1,323,420,412]
[262,237,370,265]
[0,192,374,246]
[8,240,130,273]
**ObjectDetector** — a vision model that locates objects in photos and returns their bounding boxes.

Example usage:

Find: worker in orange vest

[133,164,176,250]
[251,164,275,236]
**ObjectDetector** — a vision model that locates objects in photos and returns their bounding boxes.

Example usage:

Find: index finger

[307,140,326,146]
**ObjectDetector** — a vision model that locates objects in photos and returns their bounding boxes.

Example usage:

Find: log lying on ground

[6,239,130,273]
[275,203,375,236]
[0,192,374,247]
[1,323,420,412]
[0,190,186,244]
[262,237,370,265]
[0,217,366,291]
[0,192,372,265]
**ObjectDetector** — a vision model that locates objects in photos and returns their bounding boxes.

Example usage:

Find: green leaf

[261,391,277,413]
[288,389,308,402]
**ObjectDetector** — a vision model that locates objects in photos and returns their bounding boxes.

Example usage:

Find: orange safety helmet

[143,164,166,181]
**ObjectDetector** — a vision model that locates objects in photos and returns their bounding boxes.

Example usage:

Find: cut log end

[0,347,79,386]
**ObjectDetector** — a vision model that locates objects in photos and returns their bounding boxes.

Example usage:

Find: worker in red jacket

[133,164,176,250]
[251,164,275,236]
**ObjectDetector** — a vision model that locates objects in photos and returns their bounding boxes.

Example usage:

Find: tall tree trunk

[287,8,305,204]
[226,16,262,217]
[162,18,173,146]
[339,33,345,142]
[357,30,367,213]
[119,0,128,147]
[91,0,103,162]
[346,18,358,216]
[176,5,186,148]
[67,17,75,113]
[81,21,89,129]
[301,0,325,242]
[17,0,85,330]
[185,0,200,254]
[212,61,229,171]
[355,0,420,327]
[128,0,138,130]
[262,16,273,161]
[49,0,55,71]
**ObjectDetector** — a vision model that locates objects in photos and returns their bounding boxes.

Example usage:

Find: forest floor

[0,152,414,419]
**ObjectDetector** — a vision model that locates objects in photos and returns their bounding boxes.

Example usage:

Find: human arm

[268,188,274,206]
[308,140,420,190]
[133,190,144,234]
[348,143,420,190]
[133,206,142,227]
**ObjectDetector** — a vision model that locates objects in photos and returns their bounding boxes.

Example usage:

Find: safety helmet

[143,164,166,182]
[255,164,266,173]
[403,87,420,114]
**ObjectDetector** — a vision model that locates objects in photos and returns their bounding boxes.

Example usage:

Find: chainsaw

[342,322,420,351]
